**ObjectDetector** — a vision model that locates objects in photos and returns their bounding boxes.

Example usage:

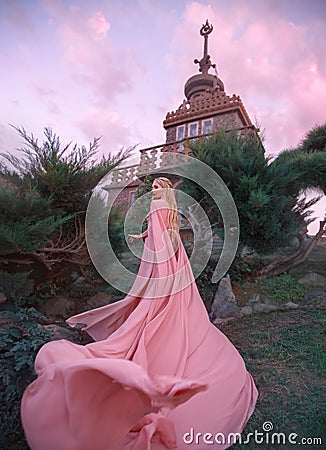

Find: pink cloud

[88,11,110,38]
[75,106,135,156]
[51,6,141,104]
[38,1,148,153]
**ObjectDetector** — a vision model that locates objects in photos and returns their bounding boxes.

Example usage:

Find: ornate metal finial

[194,19,216,74]
[200,19,213,39]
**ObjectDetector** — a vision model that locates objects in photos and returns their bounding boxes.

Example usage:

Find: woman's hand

[128,234,142,243]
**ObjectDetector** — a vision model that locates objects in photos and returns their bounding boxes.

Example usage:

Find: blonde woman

[128,177,179,255]
[21,176,258,450]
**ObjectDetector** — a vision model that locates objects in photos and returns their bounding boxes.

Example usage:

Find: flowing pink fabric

[21,198,258,449]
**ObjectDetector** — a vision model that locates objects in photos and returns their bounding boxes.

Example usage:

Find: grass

[232,241,326,307]
[257,273,308,304]
[219,309,326,449]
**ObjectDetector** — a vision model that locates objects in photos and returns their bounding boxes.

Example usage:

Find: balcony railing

[108,125,256,187]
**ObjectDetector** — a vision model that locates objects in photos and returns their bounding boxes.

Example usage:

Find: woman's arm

[128,230,148,243]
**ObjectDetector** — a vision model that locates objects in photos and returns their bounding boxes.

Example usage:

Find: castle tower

[163,20,256,152]
[112,21,257,214]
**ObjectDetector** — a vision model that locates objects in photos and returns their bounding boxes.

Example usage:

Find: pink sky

[0,0,325,233]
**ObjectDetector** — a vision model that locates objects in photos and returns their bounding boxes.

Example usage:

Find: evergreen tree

[0,186,71,256]
[186,130,318,254]
[257,123,326,278]
[0,126,133,280]
[270,123,326,195]
[0,126,133,215]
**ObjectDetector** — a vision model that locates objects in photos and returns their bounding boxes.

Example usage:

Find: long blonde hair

[154,177,179,252]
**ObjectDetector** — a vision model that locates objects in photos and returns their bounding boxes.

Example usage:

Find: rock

[252,303,279,313]
[210,275,240,321]
[304,290,326,308]
[86,293,113,310]
[248,294,278,307]
[261,296,277,305]
[212,302,240,318]
[71,322,88,331]
[213,316,238,327]
[240,246,257,258]
[281,302,299,310]
[39,295,71,318]
[72,276,87,285]
[44,324,93,344]
[240,306,253,316]
[298,273,326,288]
[215,275,236,304]
[248,294,260,305]
[44,324,77,340]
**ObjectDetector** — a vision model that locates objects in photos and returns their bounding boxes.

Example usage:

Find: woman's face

[152,180,163,199]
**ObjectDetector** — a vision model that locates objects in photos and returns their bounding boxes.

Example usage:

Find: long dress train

[21,198,258,449]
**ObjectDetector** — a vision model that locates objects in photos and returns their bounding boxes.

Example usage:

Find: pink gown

[21,198,258,450]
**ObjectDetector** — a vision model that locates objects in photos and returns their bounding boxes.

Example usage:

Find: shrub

[258,273,307,304]
[0,307,51,449]
[0,271,35,309]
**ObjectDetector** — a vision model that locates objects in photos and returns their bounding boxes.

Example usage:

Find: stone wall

[113,181,141,211]
[212,111,243,130]
[165,110,251,145]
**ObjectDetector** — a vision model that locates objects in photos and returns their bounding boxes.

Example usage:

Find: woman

[21,177,258,449]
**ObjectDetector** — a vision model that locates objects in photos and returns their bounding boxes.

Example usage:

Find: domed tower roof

[163,20,256,150]
[184,20,224,100]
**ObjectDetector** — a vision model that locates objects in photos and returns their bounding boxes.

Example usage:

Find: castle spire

[194,20,216,75]
[184,20,223,101]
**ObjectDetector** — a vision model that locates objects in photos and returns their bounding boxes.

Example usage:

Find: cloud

[87,11,110,39]
[75,106,135,155]
[32,85,61,115]
[39,1,150,151]
[44,4,139,103]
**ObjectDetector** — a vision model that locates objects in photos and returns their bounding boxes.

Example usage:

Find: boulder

[39,295,72,319]
[86,293,113,310]
[210,275,240,321]
[281,302,300,310]
[252,303,279,313]
[240,306,253,316]
[298,273,326,288]
[248,294,260,305]
[213,316,238,327]
[44,323,93,344]
[43,324,77,340]
[304,290,326,308]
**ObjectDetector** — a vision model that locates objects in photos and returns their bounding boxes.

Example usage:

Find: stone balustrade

[107,143,191,187]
